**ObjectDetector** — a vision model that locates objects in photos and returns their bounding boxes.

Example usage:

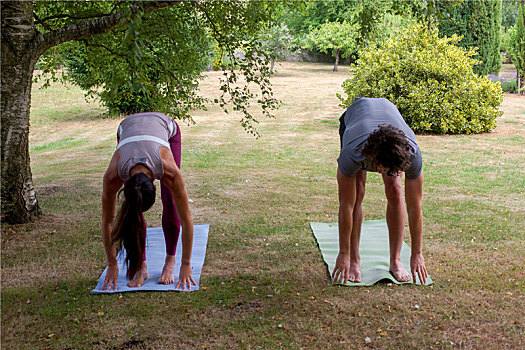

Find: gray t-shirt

[117,112,177,182]
[337,98,422,179]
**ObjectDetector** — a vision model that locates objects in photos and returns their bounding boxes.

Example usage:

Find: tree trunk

[333,49,340,72]
[518,72,525,95]
[1,1,41,223]
[270,59,275,74]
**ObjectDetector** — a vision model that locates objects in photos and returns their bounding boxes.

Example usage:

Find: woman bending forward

[100,112,195,291]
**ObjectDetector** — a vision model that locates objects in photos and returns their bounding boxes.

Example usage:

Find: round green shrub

[338,23,504,134]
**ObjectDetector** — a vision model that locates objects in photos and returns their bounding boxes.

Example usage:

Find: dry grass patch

[2,62,524,349]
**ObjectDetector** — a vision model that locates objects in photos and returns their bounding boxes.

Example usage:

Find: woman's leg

[161,122,181,255]
[159,122,181,284]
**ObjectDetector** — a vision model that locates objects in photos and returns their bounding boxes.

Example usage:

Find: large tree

[305,21,359,72]
[508,0,525,93]
[439,0,503,75]
[1,1,282,224]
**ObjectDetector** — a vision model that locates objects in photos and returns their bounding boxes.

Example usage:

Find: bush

[338,23,504,134]
[501,80,518,93]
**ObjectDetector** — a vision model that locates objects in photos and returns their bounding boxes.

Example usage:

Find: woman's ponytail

[112,173,156,279]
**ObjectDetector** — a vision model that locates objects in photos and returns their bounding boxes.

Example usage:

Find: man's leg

[159,123,182,285]
[348,170,367,282]
[382,173,411,282]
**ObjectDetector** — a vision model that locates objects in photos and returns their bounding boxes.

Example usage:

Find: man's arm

[332,167,356,284]
[405,172,428,284]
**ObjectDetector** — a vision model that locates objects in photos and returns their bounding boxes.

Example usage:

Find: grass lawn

[2,61,524,349]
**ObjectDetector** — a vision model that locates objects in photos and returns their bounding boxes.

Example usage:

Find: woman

[100,112,196,291]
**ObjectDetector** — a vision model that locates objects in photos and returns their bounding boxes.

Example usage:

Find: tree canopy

[305,21,359,71]
[34,1,284,130]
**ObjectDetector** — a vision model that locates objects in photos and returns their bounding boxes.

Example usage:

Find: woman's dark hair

[112,173,156,279]
[361,124,413,176]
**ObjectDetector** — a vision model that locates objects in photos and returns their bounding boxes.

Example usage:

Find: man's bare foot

[348,260,361,283]
[127,261,149,287]
[390,260,411,282]
[158,255,176,285]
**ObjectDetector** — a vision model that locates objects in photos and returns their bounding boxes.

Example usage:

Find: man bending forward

[333,97,428,284]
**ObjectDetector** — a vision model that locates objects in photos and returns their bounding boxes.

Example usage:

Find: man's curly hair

[361,125,413,176]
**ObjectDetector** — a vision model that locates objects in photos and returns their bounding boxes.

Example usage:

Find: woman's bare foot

[390,259,411,282]
[158,255,176,285]
[348,260,362,283]
[127,261,149,287]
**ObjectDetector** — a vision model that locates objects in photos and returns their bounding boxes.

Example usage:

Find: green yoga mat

[310,219,432,286]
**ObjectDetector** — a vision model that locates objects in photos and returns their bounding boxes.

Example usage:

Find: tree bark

[270,59,275,74]
[333,49,340,72]
[1,1,41,223]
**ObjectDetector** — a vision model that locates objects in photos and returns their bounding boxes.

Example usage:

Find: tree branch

[79,39,129,61]
[37,1,180,56]
[33,11,53,31]
[36,11,115,24]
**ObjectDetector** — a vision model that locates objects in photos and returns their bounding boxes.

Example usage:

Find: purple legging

[160,122,181,256]
[139,122,181,259]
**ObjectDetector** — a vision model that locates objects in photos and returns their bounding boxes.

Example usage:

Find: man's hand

[410,252,428,285]
[175,263,196,291]
[332,253,351,284]
[101,264,119,291]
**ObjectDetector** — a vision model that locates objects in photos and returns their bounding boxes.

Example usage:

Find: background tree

[285,0,357,36]
[439,0,503,75]
[286,0,461,62]
[502,0,521,29]
[507,1,525,93]
[1,0,285,224]
[305,21,359,72]
[258,24,294,74]
[339,23,503,134]
[370,12,417,47]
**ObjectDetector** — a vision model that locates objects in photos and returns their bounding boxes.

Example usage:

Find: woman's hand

[175,263,196,291]
[101,264,119,291]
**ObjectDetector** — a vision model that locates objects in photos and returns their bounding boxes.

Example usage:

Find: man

[332,97,428,284]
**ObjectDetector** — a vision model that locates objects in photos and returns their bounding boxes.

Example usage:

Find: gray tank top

[117,112,177,182]
[337,98,422,179]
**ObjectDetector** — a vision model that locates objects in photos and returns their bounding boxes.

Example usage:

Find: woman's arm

[101,151,123,291]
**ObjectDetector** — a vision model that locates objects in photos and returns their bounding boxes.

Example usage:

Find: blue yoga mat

[91,224,209,294]
[311,220,432,286]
